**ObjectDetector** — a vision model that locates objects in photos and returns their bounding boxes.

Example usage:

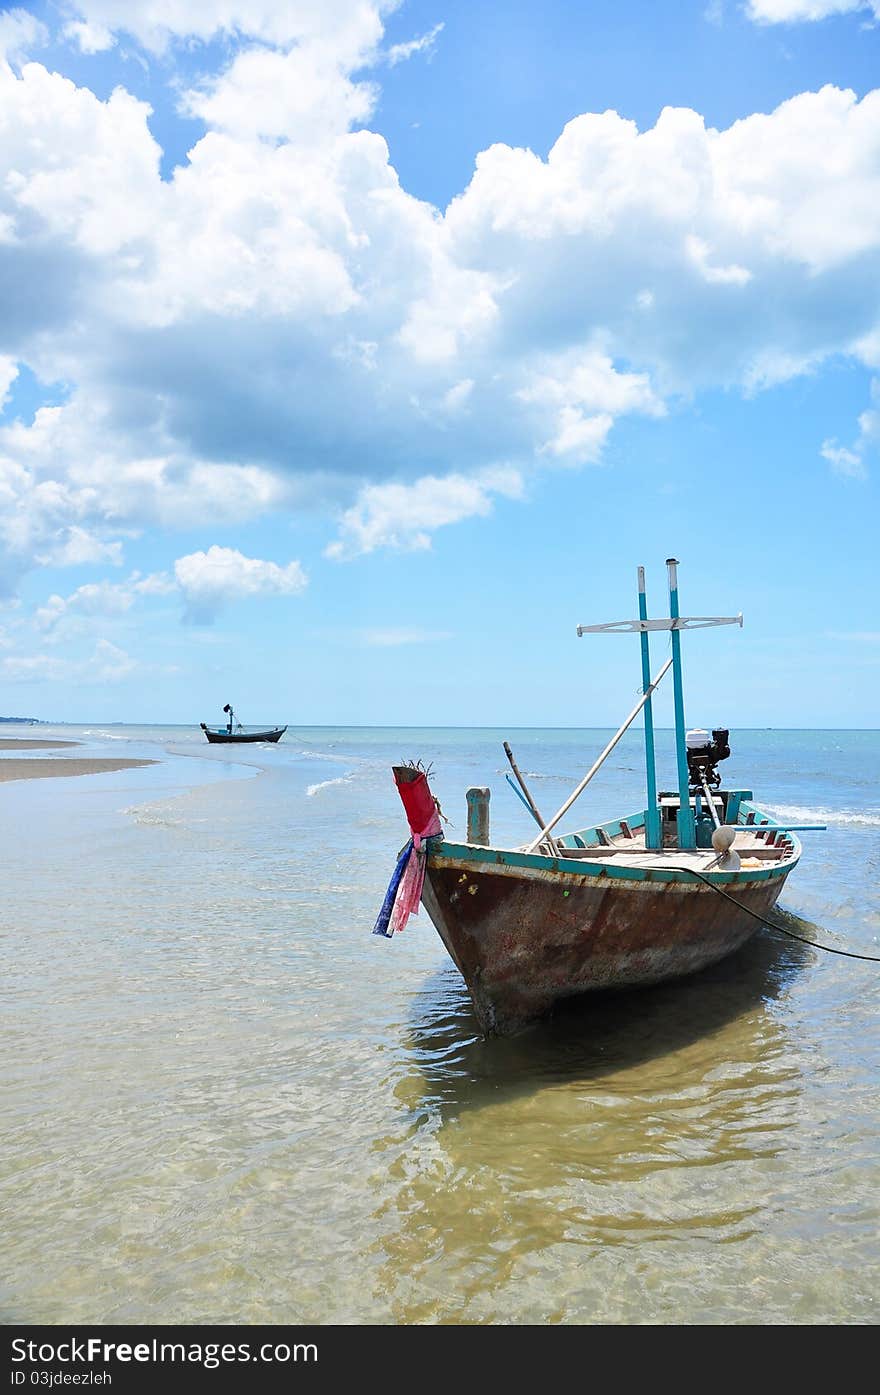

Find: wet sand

[0,759,157,782]
[0,738,156,781]
[0,738,79,750]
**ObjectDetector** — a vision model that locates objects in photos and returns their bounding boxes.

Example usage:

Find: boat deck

[526,824,797,871]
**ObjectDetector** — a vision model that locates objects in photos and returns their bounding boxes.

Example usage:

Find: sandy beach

[0,738,79,749]
[0,737,156,782]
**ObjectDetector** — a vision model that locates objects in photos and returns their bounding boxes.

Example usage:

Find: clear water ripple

[0,723,877,1324]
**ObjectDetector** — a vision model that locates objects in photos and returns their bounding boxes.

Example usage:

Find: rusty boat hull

[418,821,796,1035]
[381,563,818,1035]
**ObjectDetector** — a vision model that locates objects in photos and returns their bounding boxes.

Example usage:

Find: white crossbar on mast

[577,616,742,634]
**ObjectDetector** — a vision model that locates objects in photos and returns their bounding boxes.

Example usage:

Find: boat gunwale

[425,819,801,885]
[200,724,287,738]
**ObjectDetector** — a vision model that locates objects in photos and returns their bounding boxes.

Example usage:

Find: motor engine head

[686,727,731,789]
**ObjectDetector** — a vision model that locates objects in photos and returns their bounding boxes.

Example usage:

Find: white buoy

[711,824,740,870]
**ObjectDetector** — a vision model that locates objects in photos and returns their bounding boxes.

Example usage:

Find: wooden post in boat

[666,558,695,850]
[466,787,491,846]
[638,566,662,850]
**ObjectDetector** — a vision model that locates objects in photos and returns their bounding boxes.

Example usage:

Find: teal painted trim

[638,570,661,850]
[557,810,646,849]
[597,811,646,840]
[727,789,753,824]
[668,568,695,849]
[430,823,795,884]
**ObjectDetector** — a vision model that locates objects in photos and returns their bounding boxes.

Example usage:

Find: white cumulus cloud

[325,467,525,559]
[1,5,879,596]
[174,545,308,621]
[34,572,173,635]
[0,356,18,409]
[821,439,867,478]
[517,349,665,461]
[61,1,397,59]
[0,7,47,62]
[386,21,444,66]
[35,527,124,569]
[1,638,136,683]
[746,1,880,22]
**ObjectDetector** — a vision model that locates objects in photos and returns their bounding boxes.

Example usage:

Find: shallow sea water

[1,724,877,1324]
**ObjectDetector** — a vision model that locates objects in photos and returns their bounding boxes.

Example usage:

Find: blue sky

[0,0,878,726]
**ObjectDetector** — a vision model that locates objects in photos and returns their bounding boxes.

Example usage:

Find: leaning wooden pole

[524,656,673,854]
[503,741,560,856]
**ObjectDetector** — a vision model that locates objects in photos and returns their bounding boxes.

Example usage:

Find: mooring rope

[668,866,880,963]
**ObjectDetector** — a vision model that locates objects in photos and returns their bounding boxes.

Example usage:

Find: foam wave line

[307,773,356,798]
[768,803,880,828]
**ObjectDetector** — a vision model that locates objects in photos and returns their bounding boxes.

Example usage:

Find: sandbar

[0,758,157,782]
[0,738,156,782]
[0,738,79,750]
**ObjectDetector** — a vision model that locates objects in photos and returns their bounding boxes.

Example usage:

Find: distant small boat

[376,560,824,1036]
[200,704,286,744]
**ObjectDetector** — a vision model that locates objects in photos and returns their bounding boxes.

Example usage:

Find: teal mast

[667,557,695,849]
[638,566,661,850]
[574,562,742,856]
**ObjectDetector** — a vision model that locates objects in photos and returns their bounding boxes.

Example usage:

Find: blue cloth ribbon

[372,839,414,938]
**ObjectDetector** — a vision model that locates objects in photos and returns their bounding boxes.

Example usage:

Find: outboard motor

[686,727,731,790]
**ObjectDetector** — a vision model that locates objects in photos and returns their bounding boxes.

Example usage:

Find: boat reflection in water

[368,918,816,1324]
[400,906,816,1116]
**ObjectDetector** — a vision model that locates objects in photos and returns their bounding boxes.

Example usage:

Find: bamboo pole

[503,741,561,856]
[523,656,674,854]
[699,773,723,829]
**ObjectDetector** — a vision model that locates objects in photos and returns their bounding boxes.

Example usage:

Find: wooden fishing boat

[200,704,286,744]
[377,560,822,1036]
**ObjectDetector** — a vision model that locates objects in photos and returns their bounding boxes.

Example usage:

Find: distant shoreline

[0,737,157,783]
